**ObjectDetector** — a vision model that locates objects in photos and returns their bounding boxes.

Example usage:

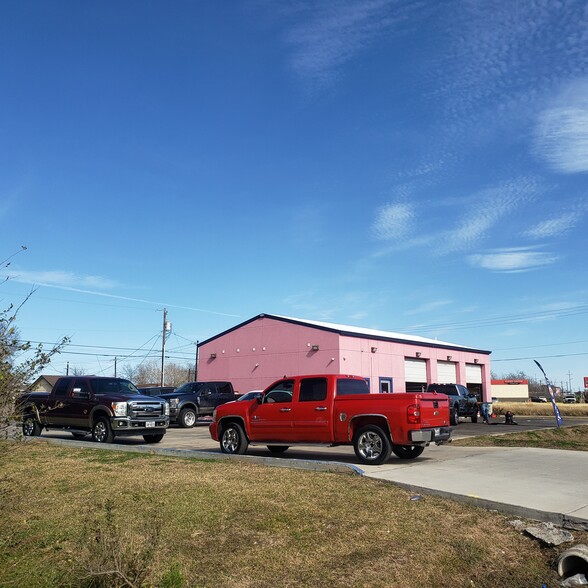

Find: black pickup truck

[158,381,238,428]
[426,383,479,425]
[17,376,170,443]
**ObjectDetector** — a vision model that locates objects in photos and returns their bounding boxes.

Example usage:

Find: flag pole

[534,360,563,428]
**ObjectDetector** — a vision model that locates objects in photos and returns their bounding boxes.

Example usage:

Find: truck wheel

[178,407,197,428]
[450,405,459,426]
[143,434,164,443]
[22,415,42,437]
[392,444,425,459]
[267,445,289,454]
[92,417,114,443]
[471,413,478,423]
[353,425,392,465]
[220,423,248,455]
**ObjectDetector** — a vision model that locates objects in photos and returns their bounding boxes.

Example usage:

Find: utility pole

[160,308,171,386]
[194,341,199,382]
[114,357,117,377]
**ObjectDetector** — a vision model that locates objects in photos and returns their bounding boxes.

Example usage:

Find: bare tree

[128,360,191,387]
[1,248,69,438]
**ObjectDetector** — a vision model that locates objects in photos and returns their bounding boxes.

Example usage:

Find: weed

[76,499,163,588]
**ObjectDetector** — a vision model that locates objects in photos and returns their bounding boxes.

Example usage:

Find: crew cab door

[248,379,295,441]
[290,376,332,442]
[65,378,94,427]
[196,383,217,413]
[42,377,72,425]
[213,382,235,408]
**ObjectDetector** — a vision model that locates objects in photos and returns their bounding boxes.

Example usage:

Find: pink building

[197,314,492,401]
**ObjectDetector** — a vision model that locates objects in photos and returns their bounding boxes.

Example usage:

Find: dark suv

[158,381,238,428]
[426,383,478,426]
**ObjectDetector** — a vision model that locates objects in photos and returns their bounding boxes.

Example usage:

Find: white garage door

[437,361,456,383]
[404,358,426,381]
[466,363,482,384]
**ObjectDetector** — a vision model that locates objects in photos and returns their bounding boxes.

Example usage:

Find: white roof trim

[271,314,481,352]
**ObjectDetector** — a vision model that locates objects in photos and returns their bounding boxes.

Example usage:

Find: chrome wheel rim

[184,411,196,427]
[94,421,107,442]
[23,418,35,436]
[222,428,238,453]
[357,431,383,461]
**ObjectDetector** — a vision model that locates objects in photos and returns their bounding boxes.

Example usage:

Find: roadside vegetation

[491,401,588,417]
[2,440,586,588]
[454,424,588,451]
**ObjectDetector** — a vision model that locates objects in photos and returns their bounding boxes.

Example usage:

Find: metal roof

[198,313,491,354]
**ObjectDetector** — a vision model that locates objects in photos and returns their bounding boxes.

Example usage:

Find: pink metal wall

[197,316,341,395]
[197,316,492,400]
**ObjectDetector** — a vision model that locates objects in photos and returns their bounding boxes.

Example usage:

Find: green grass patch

[454,425,588,450]
[1,439,585,588]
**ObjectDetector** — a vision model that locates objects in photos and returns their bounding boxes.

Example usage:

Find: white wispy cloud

[534,78,588,174]
[372,201,414,241]
[435,177,539,254]
[467,247,558,273]
[7,270,119,290]
[284,0,420,92]
[2,269,240,317]
[524,210,582,239]
[405,300,453,315]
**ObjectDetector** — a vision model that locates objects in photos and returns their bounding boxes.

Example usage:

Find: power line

[403,304,588,334]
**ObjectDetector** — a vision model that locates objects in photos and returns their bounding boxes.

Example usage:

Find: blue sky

[2,0,587,390]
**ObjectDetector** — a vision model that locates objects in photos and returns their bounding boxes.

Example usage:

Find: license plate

[146,421,155,428]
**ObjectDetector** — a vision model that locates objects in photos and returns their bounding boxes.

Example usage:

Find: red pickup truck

[209,374,451,465]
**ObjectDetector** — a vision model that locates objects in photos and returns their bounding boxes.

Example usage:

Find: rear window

[428,384,458,396]
[336,378,369,396]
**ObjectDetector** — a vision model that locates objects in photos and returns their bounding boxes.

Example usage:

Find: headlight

[164,402,170,416]
[111,402,127,417]
[169,398,179,408]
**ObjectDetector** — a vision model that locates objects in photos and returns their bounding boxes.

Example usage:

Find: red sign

[584,376,588,389]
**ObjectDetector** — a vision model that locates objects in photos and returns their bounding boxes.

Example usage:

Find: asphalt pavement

[32,415,588,530]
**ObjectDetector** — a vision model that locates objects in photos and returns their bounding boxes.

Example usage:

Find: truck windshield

[93,379,142,395]
[336,379,369,396]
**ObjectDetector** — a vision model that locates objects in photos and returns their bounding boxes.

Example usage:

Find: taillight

[407,403,420,424]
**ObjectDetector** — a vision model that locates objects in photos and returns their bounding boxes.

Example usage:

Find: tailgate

[417,393,450,427]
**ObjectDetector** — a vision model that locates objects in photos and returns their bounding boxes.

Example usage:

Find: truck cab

[426,383,479,425]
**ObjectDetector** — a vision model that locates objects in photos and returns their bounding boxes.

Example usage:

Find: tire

[178,407,197,428]
[353,425,392,465]
[267,445,289,454]
[471,413,478,423]
[220,422,248,455]
[22,414,42,437]
[392,444,425,460]
[92,416,114,443]
[450,405,459,426]
[143,434,164,443]
[72,433,87,440]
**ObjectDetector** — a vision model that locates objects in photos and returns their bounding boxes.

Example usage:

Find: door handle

[279,407,291,412]
[315,407,327,411]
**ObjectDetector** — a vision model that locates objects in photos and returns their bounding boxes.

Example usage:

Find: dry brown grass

[492,401,588,417]
[454,424,588,451]
[1,440,584,588]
